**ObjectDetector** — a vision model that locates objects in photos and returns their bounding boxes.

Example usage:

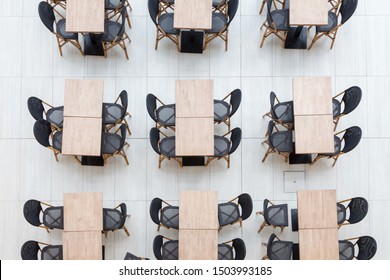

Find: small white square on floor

[284,171,306,193]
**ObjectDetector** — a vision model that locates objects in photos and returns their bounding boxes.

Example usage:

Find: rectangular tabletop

[179,191,218,230]
[293,77,332,115]
[179,230,218,260]
[174,0,212,30]
[66,0,105,33]
[175,118,214,156]
[298,228,339,260]
[297,190,337,229]
[175,80,214,118]
[63,231,102,260]
[64,79,104,118]
[64,192,103,231]
[289,0,328,26]
[294,115,334,154]
[62,117,103,156]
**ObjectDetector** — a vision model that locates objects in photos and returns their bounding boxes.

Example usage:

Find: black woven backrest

[27,97,45,121]
[269,91,278,119]
[117,203,127,229]
[119,124,127,150]
[227,0,239,25]
[342,86,362,115]
[347,197,368,224]
[33,119,52,148]
[266,233,278,257]
[229,128,242,155]
[238,193,253,221]
[38,1,55,33]
[148,0,159,26]
[124,252,142,260]
[340,0,358,24]
[146,94,158,122]
[149,127,161,155]
[23,199,43,227]
[41,245,63,260]
[118,7,127,38]
[263,199,273,225]
[229,89,242,118]
[150,197,163,225]
[341,126,362,153]
[356,236,377,260]
[119,90,128,119]
[21,240,40,260]
[153,235,164,260]
[266,121,276,147]
[266,0,276,29]
[232,238,246,260]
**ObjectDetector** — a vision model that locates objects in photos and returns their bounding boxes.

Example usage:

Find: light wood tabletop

[175,80,214,118]
[175,118,214,156]
[64,79,104,118]
[294,115,335,154]
[293,77,333,116]
[179,191,218,230]
[62,231,102,260]
[179,229,218,260]
[64,192,103,232]
[289,0,328,26]
[62,117,103,156]
[174,0,213,30]
[66,0,105,33]
[298,228,339,260]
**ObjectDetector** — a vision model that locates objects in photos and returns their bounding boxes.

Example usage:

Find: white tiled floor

[0,0,389,260]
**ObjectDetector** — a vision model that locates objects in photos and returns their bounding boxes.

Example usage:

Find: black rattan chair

[260,0,289,47]
[257,199,288,233]
[103,203,130,237]
[262,234,293,260]
[21,240,63,260]
[103,90,132,135]
[262,121,294,163]
[28,96,64,130]
[153,235,178,260]
[24,199,55,232]
[337,197,368,227]
[263,92,294,126]
[149,127,181,168]
[105,0,132,28]
[101,124,129,165]
[214,89,241,131]
[33,119,64,162]
[124,252,150,260]
[150,198,179,231]
[218,238,246,260]
[146,94,175,130]
[218,193,253,229]
[311,126,362,167]
[332,86,362,130]
[339,236,377,260]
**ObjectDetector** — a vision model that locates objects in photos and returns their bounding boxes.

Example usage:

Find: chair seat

[156,104,175,126]
[214,100,230,122]
[319,136,342,156]
[103,208,123,230]
[316,12,338,33]
[273,101,294,123]
[101,20,123,42]
[218,244,233,260]
[52,131,63,152]
[47,106,64,128]
[160,136,176,157]
[102,132,122,154]
[269,9,289,31]
[162,240,179,260]
[338,240,354,260]
[270,131,294,153]
[161,206,179,229]
[214,136,230,157]
[57,19,78,40]
[337,203,347,224]
[207,12,227,33]
[124,252,142,260]
[218,202,240,226]
[333,98,341,117]
[159,13,179,35]
[103,103,125,124]
[266,204,289,226]
[41,245,63,260]
[43,206,64,229]
[213,0,226,6]
[269,241,293,260]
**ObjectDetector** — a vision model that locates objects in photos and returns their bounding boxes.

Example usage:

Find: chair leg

[102,42,107,58]
[262,147,272,163]
[259,1,266,14]
[73,156,81,164]
[123,118,132,136]
[258,220,267,233]
[53,151,59,162]
[121,150,129,165]
[332,155,340,167]
[122,225,130,237]
[311,155,322,165]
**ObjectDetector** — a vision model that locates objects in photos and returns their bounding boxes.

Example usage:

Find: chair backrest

[27,97,45,121]
[356,236,377,260]
[340,0,358,24]
[266,233,278,258]
[232,238,246,260]
[269,91,278,119]
[38,1,55,33]
[228,127,242,155]
[149,127,161,155]
[148,0,159,26]
[118,124,127,150]
[117,203,128,229]
[149,197,163,225]
[229,89,242,118]
[41,245,63,260]
[227,0,239,25]
[347,197,368,224]
[23,199,43,227]
[263,199,273,225]
[124,252,142,260]
[119,90,128,119]
[341,86,362,115]
[146,94,158,122]
[266,0,277,29]
[341,126,362,153]
[33,119,52,148]
[153,235,164,260]
[238,193,253,221]
[21,240,40,260]
[117,7,127,39]
[266,121,276,147]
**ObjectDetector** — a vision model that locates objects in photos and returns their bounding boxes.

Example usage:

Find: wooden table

[298,228,339,260]
[63,231,102,260]
[286,0,328,49]
[179,230,218,260]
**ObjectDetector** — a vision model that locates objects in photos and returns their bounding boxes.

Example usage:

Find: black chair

[214,89,242,131]
[153,235,179,260]
[218,193,253,229]
[23,199,64,232]
[105,0,132,28]
[339,236,377,260]
[103,203,130,237]
[103,90,132,135]
[262,234,293,260]
[311,126,362,167]
[148,0,179,51]
[124,252,150,260]
[308,0,358,50]
[38,1,84,56]
[28,96,64,130]
[206,127,242,168]
[204,0,239,51]
[218,238,246,260]
[337,197,368,227]
[149,127,182,168]
[260,0,289,47]
[101,124,129,165]
[150,198,179,231]
[262,121,294,163]
[101,7,131,59]
[257,199,288,233]
[21,240,63,260]
[333,86,362,130]
[263,92,294,126]
[146,93,176,130]
[259,0,286,14]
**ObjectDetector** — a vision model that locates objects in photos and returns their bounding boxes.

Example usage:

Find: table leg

[182,156,205,166]
[84,33,105,56]
[289,153,312,164]
[81,156,105,166]
[285,26,308,49]
[180,30,204,54]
